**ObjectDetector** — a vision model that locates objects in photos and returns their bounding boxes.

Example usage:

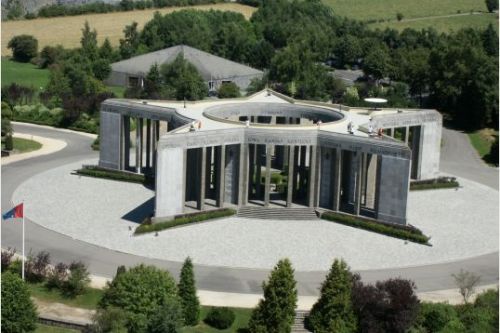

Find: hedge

[204,307,236,329]
[320,212,430,245]
[76,166,147,184]
[135,209,236,235]
[410,177,459,191]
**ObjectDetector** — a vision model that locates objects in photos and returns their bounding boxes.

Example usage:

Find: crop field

[324,0,488,21]
[371,12,498,33]
[1,3,256,56]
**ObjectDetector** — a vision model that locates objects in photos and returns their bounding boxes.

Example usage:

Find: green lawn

[324,0,488,21]
[13,137,42,153]
[1,57,50,89]
[107,85,126,98]
[181,307,252,333]
[28,283,103,310]
[371,13,498,33]
[468,128,498,158]
[35,324,79,333]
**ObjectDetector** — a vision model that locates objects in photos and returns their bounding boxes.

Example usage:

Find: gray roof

[110,45,263,81]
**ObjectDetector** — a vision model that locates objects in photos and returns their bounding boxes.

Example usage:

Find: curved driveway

[2,123,498,295]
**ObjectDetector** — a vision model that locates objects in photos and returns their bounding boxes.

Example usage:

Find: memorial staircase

[292,311,311,333]
[237,206,318,220]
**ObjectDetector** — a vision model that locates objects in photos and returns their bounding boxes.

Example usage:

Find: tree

[120,22,141,59]
[80,21,99,62]
[485,0,498,12]
[142,63,163,99]
[363,45,392,81]
[482,23,499,57]
[418,302,460,333]
[8,35,38,62]
[352,277,420,333]
[218,82,240,98]
[147,297,184,333]
[307,259,357,333]
[99,38,116,61]
[334,35,362,68]
[178,257,200,326]
[247,259,297,333]
[160,54,208,101]
[63,261,91,297]
[452,269,481,304]
[90,307,128,333]
[39,45,66,68]
[99,264,178,332]
[1,272,38,333]
[92,58,111,81]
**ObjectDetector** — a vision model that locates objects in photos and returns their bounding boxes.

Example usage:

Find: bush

[7,259,22,276]
[90,306,128,333]
[46,262,69,290]
[147,297,184,333]
[13,104,64,127]
[486,0,499,13]
[396,12,404,21]
[320,212,430,244]
[26,250,51,283]
[419,302,459,332]
[1,272,38,332]
[1,248,16,271]
[8,35,38,63]
[99,264,178,332]
[135,209,236,234]
[62,261,90,297]
[204,307,236,329]
[218,82,241,98]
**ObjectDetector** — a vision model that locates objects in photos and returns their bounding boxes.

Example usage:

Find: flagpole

[22,202,25,280]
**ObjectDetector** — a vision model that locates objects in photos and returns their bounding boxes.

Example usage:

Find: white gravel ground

[13,159,499,271]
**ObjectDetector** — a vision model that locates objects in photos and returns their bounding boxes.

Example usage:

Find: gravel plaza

[13,158,498,271]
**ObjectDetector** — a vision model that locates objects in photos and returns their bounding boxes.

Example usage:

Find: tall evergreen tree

[178,257,200,326]
[248,258,297,333]
[80,21,98,62]
[307,259,357,333]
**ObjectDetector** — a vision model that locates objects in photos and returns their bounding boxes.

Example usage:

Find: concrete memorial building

[98,90,442,225]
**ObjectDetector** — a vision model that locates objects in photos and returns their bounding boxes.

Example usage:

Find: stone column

[404,126,410,145]
[256,145,263,198]
[286,145,295,207]
[135,118,142,173]
[333,148,342,211]
[152,120,157,171]
[197,147,207,210]
[238,143,248,206]
[145,119,151,169]
[308,145,317,208]
[248,144,255,199]
[300,146,307,190]
[264,145,272,207]
[217,145,226,208]
[314,146,321,207]
[293,146,299,197]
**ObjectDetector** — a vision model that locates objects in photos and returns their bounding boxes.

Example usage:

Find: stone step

[237,207,318,220]
[292,311,311,333]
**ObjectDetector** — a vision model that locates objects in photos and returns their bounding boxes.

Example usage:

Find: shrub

[147,297,184,333]
[1,248,16,271]
[8,35,38,63]
[90,306,128,333]
[320,212,430,244]
[26,250,51,283]
[1,272,38,332]
[4,134,14,150]
[76,165,146,183]
[62,261,90,297]
[135,209,236,234]
[99,264,178,332]
[396,12,404,21]
[204,307,236,329]
[486,0,499,13]
[419,302,459,332]
[410,176,459,191]
[46,262,69,290]
[218,82,241,98]
[7,259,22,276]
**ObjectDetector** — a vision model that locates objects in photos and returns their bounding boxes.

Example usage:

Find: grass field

[181,307,252,333]
[468,128,498,158]
[28,282,103,310]
[324,0,488,21]
[1,3,256,56]
[35,324,79,333]
[13,137,42,153]
[371,12,499,33]
[1,57,50,88]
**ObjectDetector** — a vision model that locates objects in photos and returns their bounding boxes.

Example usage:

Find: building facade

[99,90,442,225]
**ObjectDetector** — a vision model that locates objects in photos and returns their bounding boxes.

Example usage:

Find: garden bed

[135,208,236,235]
[319,211,430,245]
[75,165,151,184]
[410,176,459,191]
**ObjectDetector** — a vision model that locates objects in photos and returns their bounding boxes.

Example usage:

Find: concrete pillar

[152,120,157,171]
[145,119,151,169]
[333,148,342,211]
[404,126,410,145]
[300,146,307,190]
[264,145,272,207]
[286,145,295,207]
[197,147,206,210]
[355,153,363,215]
[217,145,226,207]
[256,145,263,198]
[121,115,130,170]
[135,118,142,173]
[248,144,255,199]
[292,146,299,197]
[308,145,317,208]
[155,147,186,218]
[238,144,248,206]
[314,146,321,207]
[365,154,378,209]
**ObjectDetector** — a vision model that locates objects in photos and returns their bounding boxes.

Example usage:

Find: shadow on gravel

[122,197,154,223]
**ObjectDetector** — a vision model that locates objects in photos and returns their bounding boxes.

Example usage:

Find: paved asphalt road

[2,123,498,295]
